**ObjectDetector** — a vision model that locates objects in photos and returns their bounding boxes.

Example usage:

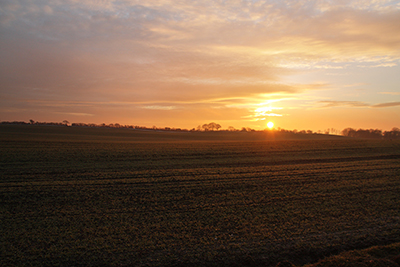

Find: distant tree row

[0,120,193,132]
[1,120,399,139]
[341,127,400,139]
[1,120,70,127]
[69,122,191,132]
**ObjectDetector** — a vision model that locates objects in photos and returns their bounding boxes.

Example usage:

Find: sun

[267,121,274,129]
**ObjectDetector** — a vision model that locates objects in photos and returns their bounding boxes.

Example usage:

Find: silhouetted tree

[241,127,253,132]
[201,122,222,131]
[342,128,356,137]
[209,122,221,131]
[202,124,210,131]
[342,128,384,139]
[383,127,400,139]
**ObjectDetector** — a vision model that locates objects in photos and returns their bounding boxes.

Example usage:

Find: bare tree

[201,122,222,131]
[209,122,221,131]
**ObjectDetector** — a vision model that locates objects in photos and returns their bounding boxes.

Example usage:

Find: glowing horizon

[1,0,399,132]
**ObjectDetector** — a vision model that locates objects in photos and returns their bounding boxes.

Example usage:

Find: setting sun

[267,122,274,129]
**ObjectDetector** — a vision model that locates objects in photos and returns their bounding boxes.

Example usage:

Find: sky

[1,0,400,131]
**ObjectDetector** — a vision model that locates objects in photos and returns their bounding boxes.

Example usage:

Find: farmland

[1,125,400,266]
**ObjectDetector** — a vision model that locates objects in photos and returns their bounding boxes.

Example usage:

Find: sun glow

[267,121,274,129]
[252,105,283,121]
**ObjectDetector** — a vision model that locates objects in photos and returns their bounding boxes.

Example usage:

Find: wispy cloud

[343,83,367,88]
[317,101,370,108]
[380,92,400,95]
[56,112,94,117]
[143,105,177,110]
[316,100,400,109]
[371,102,400,108]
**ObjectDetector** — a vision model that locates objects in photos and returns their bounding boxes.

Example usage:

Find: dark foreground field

[1,125,400,266]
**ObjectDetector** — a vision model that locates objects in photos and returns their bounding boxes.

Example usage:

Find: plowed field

[1,125,400,266]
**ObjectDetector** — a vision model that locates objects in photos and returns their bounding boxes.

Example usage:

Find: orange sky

[1,0,399,131]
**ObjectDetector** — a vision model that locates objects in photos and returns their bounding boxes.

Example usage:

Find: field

[1,125,400,266]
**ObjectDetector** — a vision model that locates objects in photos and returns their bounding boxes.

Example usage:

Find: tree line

[341,127,400,139]
[1,120,399,139]
[0,120,191,131]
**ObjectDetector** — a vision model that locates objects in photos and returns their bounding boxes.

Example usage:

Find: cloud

[56,112,94,117]
[316,100,400,109]
[317,101,370,108]
[259,113,282,117]
[371,102,400,108]
[343,83,367,88]
[380,92,400,95]
[143,105,177,110]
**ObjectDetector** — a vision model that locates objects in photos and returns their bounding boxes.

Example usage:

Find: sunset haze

[1,0,399,131]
